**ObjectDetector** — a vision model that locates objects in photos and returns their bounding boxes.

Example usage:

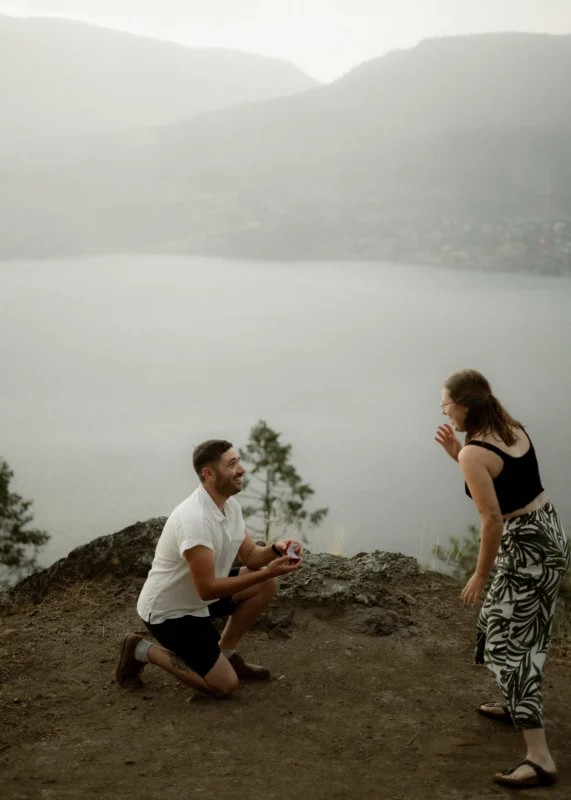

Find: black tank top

[464,430,544,515]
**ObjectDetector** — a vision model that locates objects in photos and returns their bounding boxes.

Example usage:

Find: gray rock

[4,517,166,605]
[2,522,423,638]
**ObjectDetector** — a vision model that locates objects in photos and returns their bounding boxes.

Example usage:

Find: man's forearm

[198,566,271,601]
[243,544,277,570]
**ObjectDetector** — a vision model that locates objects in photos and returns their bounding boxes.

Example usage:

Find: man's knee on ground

[205,671,239,697]
[204,655,240,697]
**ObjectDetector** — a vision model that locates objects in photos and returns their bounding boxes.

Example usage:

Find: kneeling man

[116,439,302,697]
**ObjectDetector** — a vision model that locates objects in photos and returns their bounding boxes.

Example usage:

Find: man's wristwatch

[271,543,282,557]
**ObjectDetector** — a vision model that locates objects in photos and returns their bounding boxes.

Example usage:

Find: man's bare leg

[148,643,239,698]
[118,568,276,693]
[218,567,277,651]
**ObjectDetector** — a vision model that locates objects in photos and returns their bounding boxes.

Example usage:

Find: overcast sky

[2,0,571,81]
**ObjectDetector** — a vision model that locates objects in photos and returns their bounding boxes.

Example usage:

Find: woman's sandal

[493,759,558,788]
[477,701,512,724]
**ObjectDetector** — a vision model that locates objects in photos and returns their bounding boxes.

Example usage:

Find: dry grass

[551,637,571,662]
[0,575,136,620]
[0,647,24,685]
[0,577,130,676]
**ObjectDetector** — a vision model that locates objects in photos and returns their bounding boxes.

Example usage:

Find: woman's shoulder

[459,441,492,464]
[481,426,531,455]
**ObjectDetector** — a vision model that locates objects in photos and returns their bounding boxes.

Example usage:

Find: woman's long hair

[444,369,522,445]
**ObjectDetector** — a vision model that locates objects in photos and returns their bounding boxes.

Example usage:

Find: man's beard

[213,469,242,497]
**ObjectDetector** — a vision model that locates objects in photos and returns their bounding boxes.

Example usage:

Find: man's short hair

[192,439,233,482]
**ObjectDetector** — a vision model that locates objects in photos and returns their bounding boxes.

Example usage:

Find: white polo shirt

[137,485,246,624]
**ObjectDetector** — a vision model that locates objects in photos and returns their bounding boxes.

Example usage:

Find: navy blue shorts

[142,567,240,678]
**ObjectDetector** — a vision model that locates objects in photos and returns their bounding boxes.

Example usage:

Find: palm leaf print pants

[475,501,570,728]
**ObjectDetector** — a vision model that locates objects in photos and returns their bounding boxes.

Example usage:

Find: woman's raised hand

[434,424,462,461]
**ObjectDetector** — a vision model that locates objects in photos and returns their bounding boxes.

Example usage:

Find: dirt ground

[1,571,570,800]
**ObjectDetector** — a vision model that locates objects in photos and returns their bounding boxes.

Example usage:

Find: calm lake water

[1,255,570,569]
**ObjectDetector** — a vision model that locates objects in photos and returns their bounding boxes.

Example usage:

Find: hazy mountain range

[2,20,571,271]
[0,15,318,142]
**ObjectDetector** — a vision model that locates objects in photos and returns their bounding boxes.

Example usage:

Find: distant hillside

[0,15,319,140]
[149,32,571,167]
[2,32,571,272]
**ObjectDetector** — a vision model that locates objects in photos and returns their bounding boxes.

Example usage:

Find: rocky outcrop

[3,519,429,637]
[262,551,421,637]
[5,517,167,605]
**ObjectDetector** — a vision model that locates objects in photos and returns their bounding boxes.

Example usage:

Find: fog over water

[1,255,570,568]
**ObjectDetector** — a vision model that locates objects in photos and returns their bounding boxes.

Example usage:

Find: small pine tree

[0,459,49,586]
[240,420,328,542]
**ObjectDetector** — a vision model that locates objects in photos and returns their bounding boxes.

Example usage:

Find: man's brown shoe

[115,633,145,689]
[228,652,270,681]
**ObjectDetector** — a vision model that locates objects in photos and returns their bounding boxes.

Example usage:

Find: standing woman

[435,368,569,789]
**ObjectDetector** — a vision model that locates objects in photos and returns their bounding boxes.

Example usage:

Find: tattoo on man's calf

[170,653,191,673]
